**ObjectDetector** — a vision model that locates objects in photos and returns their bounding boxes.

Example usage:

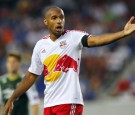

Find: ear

[44,19,48,26]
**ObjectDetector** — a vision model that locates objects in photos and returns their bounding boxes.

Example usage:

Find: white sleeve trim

[28,68,42,76]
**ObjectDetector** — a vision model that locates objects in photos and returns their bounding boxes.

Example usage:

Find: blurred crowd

[0,0,135,100]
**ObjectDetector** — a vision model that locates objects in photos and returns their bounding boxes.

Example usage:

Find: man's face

[44,8,65,36]
[6,57,21,74]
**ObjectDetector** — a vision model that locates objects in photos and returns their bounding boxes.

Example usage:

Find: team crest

[60,40,67,49]
[41,49,46,53]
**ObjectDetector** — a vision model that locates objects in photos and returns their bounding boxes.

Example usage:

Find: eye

[51,16,57,20]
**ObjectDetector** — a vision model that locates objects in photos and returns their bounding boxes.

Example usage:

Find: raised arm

[87,17,135,47]
[2,72,38,115]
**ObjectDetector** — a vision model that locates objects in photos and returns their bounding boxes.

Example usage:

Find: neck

[50,34,60,41]
[8,72,19,81]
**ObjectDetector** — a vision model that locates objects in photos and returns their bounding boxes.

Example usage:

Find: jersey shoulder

[64,30,89,42]
[65,30,88,39]
[67,29,88,34]
[33,34,50,51]
[37,34,50,44]
[49,30,88,39]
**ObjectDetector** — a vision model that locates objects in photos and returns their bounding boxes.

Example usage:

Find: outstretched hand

[124,16,135,36]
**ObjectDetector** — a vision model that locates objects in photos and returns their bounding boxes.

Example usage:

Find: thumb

[127,16,135,24]
[2,107,9,115]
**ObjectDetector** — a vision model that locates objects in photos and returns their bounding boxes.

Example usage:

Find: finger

[8,108,13,115]
[2,108,8,115]
[2,111,5,115]
[129,24,135,27]
[127,16,135,24]
[130,24,135,28]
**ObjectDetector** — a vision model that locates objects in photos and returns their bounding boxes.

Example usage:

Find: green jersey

[0,74,29,115]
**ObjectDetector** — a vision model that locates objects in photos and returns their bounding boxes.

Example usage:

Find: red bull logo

[43,54,78,82]
[54,55,78,72]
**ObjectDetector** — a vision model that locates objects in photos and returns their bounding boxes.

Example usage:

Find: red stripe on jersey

[42,34,50,39]
[61,30,69,35]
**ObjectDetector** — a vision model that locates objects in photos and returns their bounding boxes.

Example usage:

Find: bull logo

[43,54,78,82]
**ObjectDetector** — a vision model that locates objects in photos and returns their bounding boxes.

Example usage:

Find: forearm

[32,104,39,115]
[0,104,2,114]
[8,72,37,102]
[88,30,126,47]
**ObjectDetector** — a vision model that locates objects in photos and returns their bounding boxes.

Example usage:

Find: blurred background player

[0,53,40,115]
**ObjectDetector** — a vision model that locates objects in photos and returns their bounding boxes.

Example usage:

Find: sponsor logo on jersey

[43,54,78,82]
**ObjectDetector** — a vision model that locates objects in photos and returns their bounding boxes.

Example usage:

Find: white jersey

[28,30,89,108]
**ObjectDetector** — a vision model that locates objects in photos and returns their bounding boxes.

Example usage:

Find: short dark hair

[43,6,62,18]
[7,53,21,62]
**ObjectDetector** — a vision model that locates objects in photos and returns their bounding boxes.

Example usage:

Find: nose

[57,18,62,24]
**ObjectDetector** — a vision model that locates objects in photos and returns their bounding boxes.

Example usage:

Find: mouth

[55,25,63,32]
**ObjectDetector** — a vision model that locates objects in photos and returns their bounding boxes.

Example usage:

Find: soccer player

[2,6,135,115]
[0,53,40,115]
